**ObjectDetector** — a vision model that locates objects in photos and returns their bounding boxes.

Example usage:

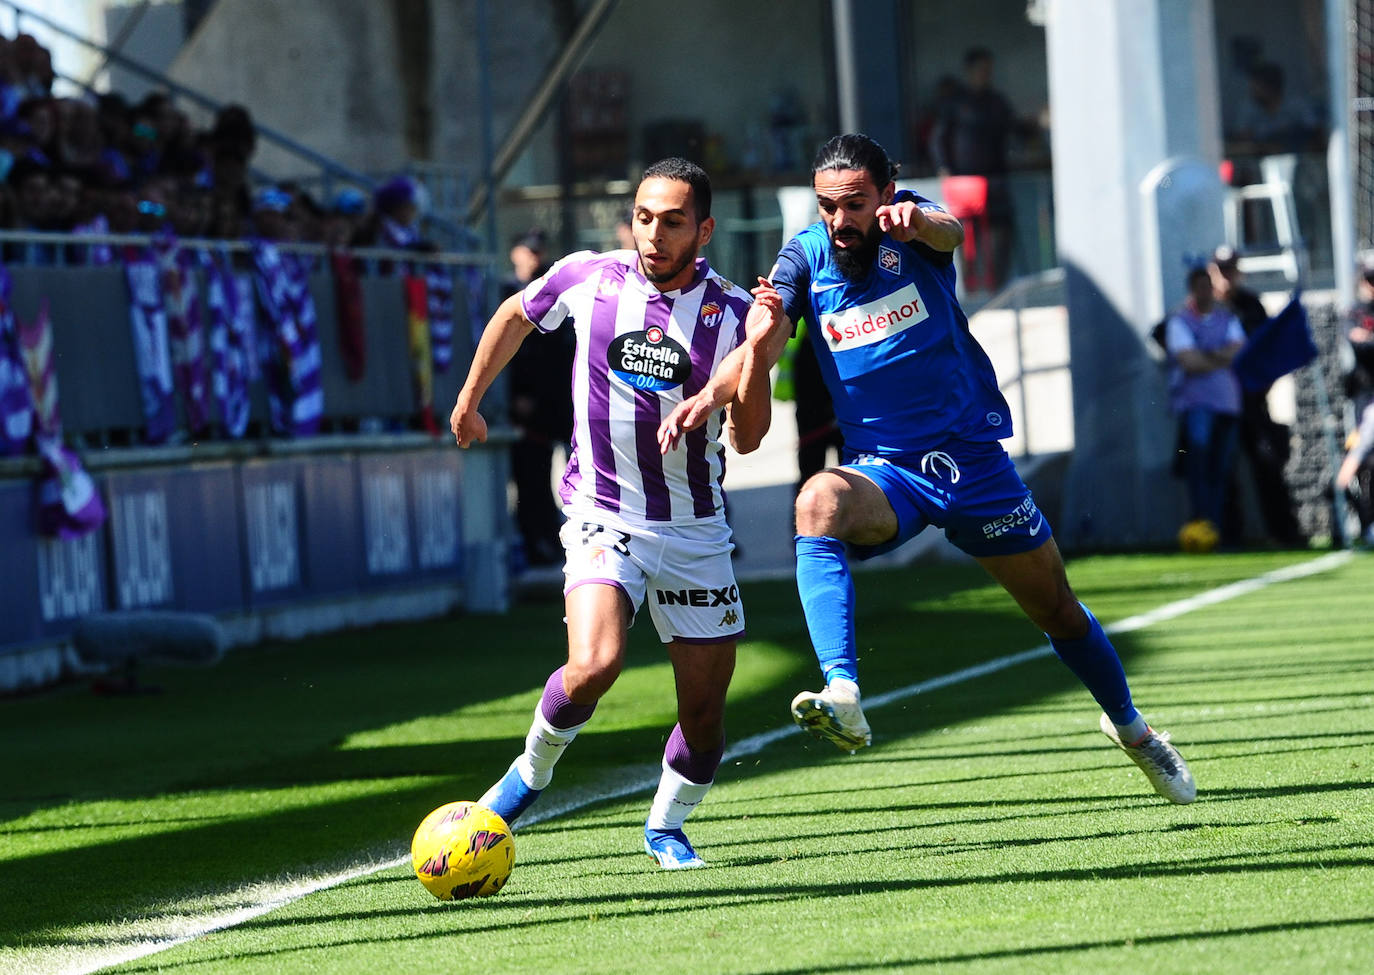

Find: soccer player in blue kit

[661,134,1195,804]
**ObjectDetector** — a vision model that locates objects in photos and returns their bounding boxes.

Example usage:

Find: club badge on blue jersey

[878,245,901,275]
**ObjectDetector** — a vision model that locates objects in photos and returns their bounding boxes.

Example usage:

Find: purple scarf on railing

[123,243,177,443]
[251,240,323,437]
[202,250,255,439]
[426,265,455,372]
[157,235,212,436]
[16,298,106,538]
[0,265,34,456]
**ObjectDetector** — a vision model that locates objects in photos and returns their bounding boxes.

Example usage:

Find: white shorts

[559,510,745,645]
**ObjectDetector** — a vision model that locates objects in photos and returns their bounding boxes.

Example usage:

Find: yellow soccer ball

[411,801,514,901]
[1177,518,1219,553]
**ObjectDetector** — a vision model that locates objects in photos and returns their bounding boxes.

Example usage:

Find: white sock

[514,707,588,790]
[1115,715,1150,745]
[827,676,861,701]
[645,761,713,831]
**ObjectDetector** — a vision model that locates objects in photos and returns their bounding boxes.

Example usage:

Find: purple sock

[539,666,596,730]
[664,723,724,785]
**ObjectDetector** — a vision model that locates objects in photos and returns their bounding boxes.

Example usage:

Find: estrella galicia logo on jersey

[609,328,692,391]
[700,301,723,328]
[878,245,901,274]
[819,282,931,351]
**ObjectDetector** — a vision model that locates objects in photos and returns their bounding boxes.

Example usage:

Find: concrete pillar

[831,0,907,159]
[1045,0,1224,547]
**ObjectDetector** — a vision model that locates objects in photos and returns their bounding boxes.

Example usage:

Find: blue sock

[1049,603,1139,727]
[795,535,857,684]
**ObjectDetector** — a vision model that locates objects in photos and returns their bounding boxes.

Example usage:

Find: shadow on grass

[0,554,1356,950]
[100,868,1374,973]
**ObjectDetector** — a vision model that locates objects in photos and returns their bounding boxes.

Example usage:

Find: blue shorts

[838,441,1052,559]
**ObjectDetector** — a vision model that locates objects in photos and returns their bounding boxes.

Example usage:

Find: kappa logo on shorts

[719,609,739,627]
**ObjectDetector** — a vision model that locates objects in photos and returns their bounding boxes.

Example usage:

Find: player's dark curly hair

[640,157,712,222]
[811,134,900,190]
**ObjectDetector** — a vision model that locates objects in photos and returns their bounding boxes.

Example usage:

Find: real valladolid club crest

[879,245,901,274]
[699,301,723,328]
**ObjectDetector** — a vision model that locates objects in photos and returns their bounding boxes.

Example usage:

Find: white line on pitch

[33,549,1355,975]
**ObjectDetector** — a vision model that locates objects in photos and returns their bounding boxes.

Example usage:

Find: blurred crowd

[0,31,429,252]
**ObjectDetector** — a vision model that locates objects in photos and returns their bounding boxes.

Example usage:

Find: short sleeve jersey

[767,191,1012,455]
[522,249,752,526]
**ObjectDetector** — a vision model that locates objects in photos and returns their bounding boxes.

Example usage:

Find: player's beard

[638,247,696,286]
[830,222,882,280]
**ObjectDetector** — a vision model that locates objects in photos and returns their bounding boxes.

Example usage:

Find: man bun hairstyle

[641,156,712,223]
[811,133,899,190]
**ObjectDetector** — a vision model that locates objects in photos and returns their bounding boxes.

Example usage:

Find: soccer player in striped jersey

[451,158,785,868]
[660,135,1195,806]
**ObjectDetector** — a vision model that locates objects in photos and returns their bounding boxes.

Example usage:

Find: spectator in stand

[6,156,59,263]
[912,74,963,176]
[10,34,53,99]
[278,181,325,243]
[369,175,427,250]
[16,96,56,165]
[210,104,257,163]
[1166,265,1246,537]
[9,156,56,229]
[53,98,104,177]
[250,186,295,242]
[321,187,369,249]
[931,47,1021,289]
[503,228,574,567]
[1231,61,1322,156]
[1209,245,1304,547]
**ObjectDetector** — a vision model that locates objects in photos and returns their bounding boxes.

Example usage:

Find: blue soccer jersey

[768,192,1012,455]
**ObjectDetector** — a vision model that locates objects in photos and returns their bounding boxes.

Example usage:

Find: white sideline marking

[32,550,1355,975]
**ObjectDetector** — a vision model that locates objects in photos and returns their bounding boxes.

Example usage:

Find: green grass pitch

[2,550,1371,974]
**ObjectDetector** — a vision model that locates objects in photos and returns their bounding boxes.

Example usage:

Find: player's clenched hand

[876,199,929,243]
[746,276,785,346]
[450,403,487,448]
[657,391,716,454]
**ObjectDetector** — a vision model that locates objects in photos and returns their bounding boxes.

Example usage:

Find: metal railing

[0,228,497,273]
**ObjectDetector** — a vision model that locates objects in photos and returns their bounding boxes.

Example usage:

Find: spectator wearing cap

[1210,245,1305,546]
[322,187,368,249]
[251,185,294,241]
[502,227,574,568]
[370,175,427,250]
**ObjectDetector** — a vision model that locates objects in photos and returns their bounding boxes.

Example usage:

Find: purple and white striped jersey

[521,249,751,526]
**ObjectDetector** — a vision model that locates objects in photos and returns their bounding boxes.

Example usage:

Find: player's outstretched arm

[658,278,791,453]
[877,200,964,253]
[726,278,789,453]
[451,292,536,448]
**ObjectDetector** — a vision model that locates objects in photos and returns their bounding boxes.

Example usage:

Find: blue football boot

[478,762,543,827]
[644,827,706,869]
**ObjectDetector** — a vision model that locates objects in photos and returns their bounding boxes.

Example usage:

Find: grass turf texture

[2,550,1370,973]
